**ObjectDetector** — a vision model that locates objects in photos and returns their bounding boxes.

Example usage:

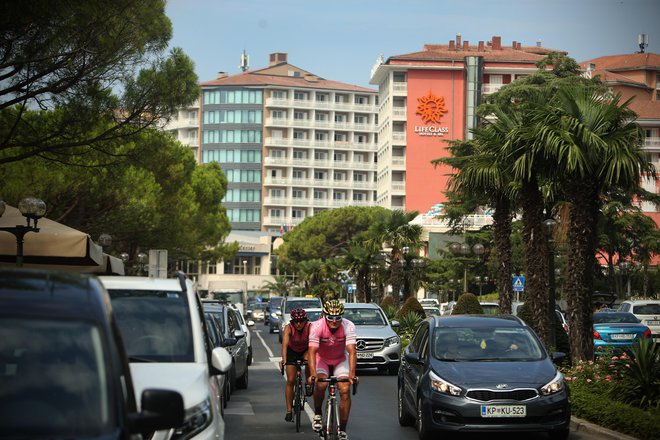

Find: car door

[402,322,429,410]
[227,309,248,378]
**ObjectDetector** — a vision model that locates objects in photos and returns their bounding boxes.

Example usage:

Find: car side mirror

[390,320,400,328]
[130,389,184,432]
[234,329,246,339]
[551,351,566,363]
[404,352,422,365]
[210,346,232,375]
[223,337,238,347]
[247,319,255,327]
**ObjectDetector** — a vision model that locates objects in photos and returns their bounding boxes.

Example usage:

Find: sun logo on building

[416,91,448,124]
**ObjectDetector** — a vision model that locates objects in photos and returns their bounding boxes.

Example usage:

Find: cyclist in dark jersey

[280,307,310,422]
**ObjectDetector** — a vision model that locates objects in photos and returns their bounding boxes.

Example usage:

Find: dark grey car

[398,315,570,440]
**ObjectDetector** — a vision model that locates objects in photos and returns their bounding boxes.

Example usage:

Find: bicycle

[310,376,358,440]
[281,359,307,432]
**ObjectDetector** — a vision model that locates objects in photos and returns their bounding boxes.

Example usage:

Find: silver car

[343,303,401,375]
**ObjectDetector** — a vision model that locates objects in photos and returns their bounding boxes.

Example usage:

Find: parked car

[265,296,284,332]
[479,301,500,315]
[512,301,569,334]
[422,306,441,318]
[230,303,255,365]
[100,273,232,440]
[278,296,323,341]
[617,299,660,341]
[204,313,230,413]
[202,301,250,392]
[343,303,401,375]
[0,268,185,438]
[398,315,570,440]
[593,311,651,357]
[419,298,440,307]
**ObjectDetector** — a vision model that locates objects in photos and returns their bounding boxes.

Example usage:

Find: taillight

[643,329,652,339]
[593,329,602,340]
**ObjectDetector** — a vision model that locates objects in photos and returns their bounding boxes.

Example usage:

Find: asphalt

[571,416,640,440]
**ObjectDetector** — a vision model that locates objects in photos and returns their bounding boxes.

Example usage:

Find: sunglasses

[325,315,342,322]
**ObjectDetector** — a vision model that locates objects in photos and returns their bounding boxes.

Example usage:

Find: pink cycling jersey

[308,317,356,361]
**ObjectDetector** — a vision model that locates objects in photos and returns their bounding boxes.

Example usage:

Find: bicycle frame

[311,376,356,440]
[282,359,307,432]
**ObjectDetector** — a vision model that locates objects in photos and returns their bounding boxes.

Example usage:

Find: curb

[571,416,639,440]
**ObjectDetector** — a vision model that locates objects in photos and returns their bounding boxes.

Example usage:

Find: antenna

[239,49,249,72]
[637,34,649,53]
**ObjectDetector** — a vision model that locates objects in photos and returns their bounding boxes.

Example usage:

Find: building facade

[197,53,379,233]
[369,35,564,214]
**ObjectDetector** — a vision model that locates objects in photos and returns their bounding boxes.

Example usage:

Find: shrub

[451,292,482,314]
[398,311,423,340]
[380,295,395,310]
[613,338,660,409]
[397,296,425,320]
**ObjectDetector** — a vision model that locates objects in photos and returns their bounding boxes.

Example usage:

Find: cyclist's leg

[333,357,352,433]
[312,358,330,431]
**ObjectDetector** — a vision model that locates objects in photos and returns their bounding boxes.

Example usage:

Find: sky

[166,0,660,89]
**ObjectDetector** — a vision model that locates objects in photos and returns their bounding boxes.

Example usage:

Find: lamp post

[475,276,488,296]
[619,260,631,298]
[136,252,148,275]
[543,217,557,349]
[0,197,47,267]
[449,241,484,294]
[243,259,248,275]
[98,233,112,251]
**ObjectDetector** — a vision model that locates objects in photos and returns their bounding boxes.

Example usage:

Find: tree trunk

[520,179,551,347]
[565,184,599,362]
[493,195,514,314]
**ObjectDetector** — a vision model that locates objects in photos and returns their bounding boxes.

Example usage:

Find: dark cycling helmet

[322,299,344,317]
[290,307,308,322]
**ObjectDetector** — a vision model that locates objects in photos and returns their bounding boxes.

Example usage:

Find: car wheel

[416,396,432,440]
[397,381,414,426]
[247,347,253,366]
[236,365,249,389]
[548,428,570,440]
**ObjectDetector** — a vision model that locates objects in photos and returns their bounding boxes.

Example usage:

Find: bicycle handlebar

[310,376,358,395]
[280,359,307,375]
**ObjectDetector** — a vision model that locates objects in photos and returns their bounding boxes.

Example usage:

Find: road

[224,324,606,440]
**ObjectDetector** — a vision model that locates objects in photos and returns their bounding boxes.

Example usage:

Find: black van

[0,268,183,438]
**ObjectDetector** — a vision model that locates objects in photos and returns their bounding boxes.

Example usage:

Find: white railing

[393,83,407,92]
[482,84,504,95]
[644,137,660,149]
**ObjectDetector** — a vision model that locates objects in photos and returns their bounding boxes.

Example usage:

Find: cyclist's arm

[281,324,291,366]
[346,343,357,384]
[307,345,318,381]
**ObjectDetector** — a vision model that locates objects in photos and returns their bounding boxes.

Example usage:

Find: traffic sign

[347,285,354,293]
[512,275,525,292]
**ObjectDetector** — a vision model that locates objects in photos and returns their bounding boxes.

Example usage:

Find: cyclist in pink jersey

[280,307,310,422]
[307,299,357,440]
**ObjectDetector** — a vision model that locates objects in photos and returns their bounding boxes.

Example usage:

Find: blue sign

[347,285,354,293]
[512,276,525,292]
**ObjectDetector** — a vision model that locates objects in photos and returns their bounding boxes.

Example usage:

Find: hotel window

[353,193,365,201]
[293,130,307,140]
[292,190,305,199]
[333,192,345,200]
[334,133,347,142]
[293,150,305,159]
[334,172,345,181]
[294,111,307,120]
[294,91,307,101]
[292,170,305,179]
[292,209,305,219]
[272,110,285,119]
[334,152,345,161]
[314,151,327,160]
[315,112,328,121]
[335,94,346,103]
[314,170,326,180]
[354,172,366,182]
[354,115,366,124]
[334,114,346,122]
[270,189,283,197]
[270,209,282,218]
[271,170,278,178]
[314,190,326,199]
[272,90,286,99]
[356,134,367,144]
[315,132,327,141]
[354,95,367,105]
[316,93,328,102]
[270,149,284,158]
[354,153,364,162]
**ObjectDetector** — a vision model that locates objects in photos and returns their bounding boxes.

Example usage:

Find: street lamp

[243,259,248,275]
[543,217,557,348]
[0,197,47,267]
[449,241,484,294]
[619,260,631,298]
[98,233,112,251]
[137,252,148,275]
[475,276,488,296]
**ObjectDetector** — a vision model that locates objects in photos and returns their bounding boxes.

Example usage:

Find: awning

[0,204,104,268]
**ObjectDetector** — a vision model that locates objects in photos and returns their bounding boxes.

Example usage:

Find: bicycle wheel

[324,398,339,440]
[294,378,302,432]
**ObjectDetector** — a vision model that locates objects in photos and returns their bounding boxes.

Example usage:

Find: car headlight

[541,371,565,396]
[384,335,400,347]
[271,312,279,319]
[172,397,213,439]
[429,370,461,396]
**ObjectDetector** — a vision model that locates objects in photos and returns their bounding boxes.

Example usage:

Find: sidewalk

[571,416,639,440]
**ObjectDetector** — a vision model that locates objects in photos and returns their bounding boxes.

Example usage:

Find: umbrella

[0,204,104,268]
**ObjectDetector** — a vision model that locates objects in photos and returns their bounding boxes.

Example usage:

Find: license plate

[647,320,660,325]
[481,405,526,418]
[611,334,634,340]
[356,352,373,359]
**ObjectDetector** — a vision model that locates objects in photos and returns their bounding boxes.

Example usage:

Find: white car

[278,296,323,342]
[100,273,232,440]
[618,299,660,341]
[230,304,255,365]
[419,298,440,307]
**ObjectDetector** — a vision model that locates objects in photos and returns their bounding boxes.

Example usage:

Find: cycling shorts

[286,346,306,363]
[315,354,349,378]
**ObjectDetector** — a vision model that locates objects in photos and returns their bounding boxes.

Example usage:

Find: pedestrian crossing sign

[512,276,525,292]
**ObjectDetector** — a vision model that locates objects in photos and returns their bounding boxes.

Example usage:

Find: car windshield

[432,327,544,362]
[285,299,322,313]
[307,310,323,322]
[632,304,660,315]
[109,289,194,362]
[251,303,267,310]
[0,318,113,435]
[594,312,640,324]
[343,308,386,325]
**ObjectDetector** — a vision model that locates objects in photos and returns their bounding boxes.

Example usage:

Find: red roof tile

[580,53,660,72]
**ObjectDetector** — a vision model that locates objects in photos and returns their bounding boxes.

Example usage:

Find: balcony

[392,132,406,143]
[644,137,660,150]
[482,83,505,95]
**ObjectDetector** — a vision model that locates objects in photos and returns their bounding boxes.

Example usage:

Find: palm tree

[261,275,292,297]
[367,209,422,306]
[528,86,655,361]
